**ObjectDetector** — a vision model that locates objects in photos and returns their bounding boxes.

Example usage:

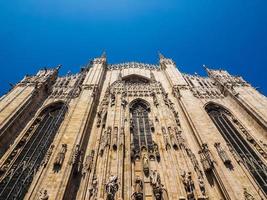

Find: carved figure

[105,175,119,200]
[38,189,49,200]
[143,155,149,175]
[89,177,98,199]
[214,142,231,164]
[181,171,195,199]
[150,170,168,200]
[54,144,67,169]
[131,176,143,200]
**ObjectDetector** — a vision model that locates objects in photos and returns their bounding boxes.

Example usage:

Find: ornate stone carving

[70,144,83,174]
[38,189,49,200]
[131,176,143,200]
[121,91,127,108]
[150,170,168,200]
[181,171,195,199]
[198,144,214,172]
[82,150,94,176]
[162,127,171,150]
[88,177,98,199]
[214,143,231,165]
[108,62,159,70]
[143,155,150,176]
[198,176,206,196]
[110,92,116,107]
[153,142,160,161]
[54,144,67,170]
[168,127,178,149]
[105,175,119,200]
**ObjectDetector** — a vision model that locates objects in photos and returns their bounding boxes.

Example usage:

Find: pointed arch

[205,102,267,195]
[0,101,67,199]
[129,99,153,160]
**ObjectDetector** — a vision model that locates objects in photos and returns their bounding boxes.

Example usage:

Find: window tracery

[206,103,267,195]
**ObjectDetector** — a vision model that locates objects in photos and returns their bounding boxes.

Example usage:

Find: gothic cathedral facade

[0,54,266,200]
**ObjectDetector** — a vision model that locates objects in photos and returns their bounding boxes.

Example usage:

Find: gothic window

[0,102,67,200]
[205,103,267,195]
[130,99,153,157]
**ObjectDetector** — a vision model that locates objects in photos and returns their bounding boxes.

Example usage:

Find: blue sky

[0,0,267,95]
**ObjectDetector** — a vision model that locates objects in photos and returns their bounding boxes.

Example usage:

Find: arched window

[205,103,267,195]
[130,99,153,159]
[0,102,67,199]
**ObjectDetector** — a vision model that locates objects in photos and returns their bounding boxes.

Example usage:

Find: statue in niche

[181,171,195,199]
[53,144,67,171]
[131,176,143,200]
[82,151,94,176]
[89,177,98,199]
[143,155,150,176]
[105,175,119,200]
[38,189,49,200]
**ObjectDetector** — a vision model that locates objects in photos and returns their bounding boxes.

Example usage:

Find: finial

[9,82,15,88]
[56,64,62,71]
[158,51,165,60]
[101,51,106,58]
[202,64,210,73]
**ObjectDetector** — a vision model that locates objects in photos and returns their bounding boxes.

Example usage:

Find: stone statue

[181,171,195,199]
[198,176,206,196]
[89,177,98,199]
[131,176,143,200]
[150,170,168,200]
[105,175,119,200]
[38,189,49,200]
[143,155,149,176]
[54,144,67,170]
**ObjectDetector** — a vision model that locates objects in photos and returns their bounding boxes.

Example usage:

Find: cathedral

[0,53,267,200]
